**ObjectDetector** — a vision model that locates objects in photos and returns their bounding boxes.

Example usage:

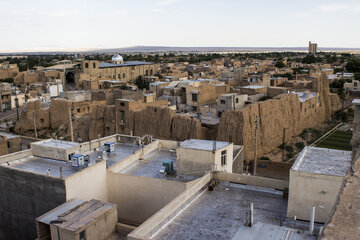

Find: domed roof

[112,54,124,63]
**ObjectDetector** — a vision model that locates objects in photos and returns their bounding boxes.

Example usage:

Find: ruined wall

[49,99,72,129]
[0,138,8,155]
[0,67,18,79]
[217,73,340,160]
[15,100,50,132]
[89,105,116,140]
[124,106,211,141]
[0,167,66,240]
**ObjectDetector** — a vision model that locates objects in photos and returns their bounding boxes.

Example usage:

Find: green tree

[135,76,149,90]
[354,72,360,80]
[275,60,285,68]
[346,58,360,72]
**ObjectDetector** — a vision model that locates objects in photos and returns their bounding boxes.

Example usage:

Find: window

[93,63,96,68]
[192,94,198,102]
[79,230,86,240]
[145,70,149,76]
[77,108,80,113]
[354,82,358,87]
[118,74,121,79]
[236,98,239,103]
[7,142,10,148]
[120,110,125,122]
[120,102,125,106]
[85,63,89,68]
[150,69,153,75]
[123,73,126,78]
[220,99,225,104]
[221,150,227,166]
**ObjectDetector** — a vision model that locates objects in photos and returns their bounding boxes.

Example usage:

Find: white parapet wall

[127,173,212,240]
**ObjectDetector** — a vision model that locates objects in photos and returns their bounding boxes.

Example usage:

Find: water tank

[71,154,85,167]
[104,142,115,153]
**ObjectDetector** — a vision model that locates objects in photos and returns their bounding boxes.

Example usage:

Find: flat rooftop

[87,142,140,167]
[180,139,230,151]
[0,131,20,139]
[119,148,198,182]
[292,146,352,176]
[241,85,265,89]
[99,61,152,68]
[32,139,79,149]
[1,156,82,178]
[291,91,317,102]
[1,142,140,177]
[153,182,290,240]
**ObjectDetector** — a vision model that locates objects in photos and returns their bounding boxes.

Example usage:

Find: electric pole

[32,111,38,139]
[14,86,19,120]
[253,116,258,175]
[69,107,74,142]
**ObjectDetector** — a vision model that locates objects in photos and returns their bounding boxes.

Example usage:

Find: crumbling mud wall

[15,100,50,132]
[126,106,210,141]
[217,73,340,161]
[88,105,116,140]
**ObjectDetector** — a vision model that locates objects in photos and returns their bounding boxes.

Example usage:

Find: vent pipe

[309,205,315,235]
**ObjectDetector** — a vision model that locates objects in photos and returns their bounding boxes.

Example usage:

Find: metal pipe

[309,205,315,235]
[250,202,254,226]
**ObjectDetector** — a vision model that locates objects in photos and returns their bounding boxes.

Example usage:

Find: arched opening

[123,73,126,78]
[85,63,89,68]
[93,62,96,68]
[118,74,121,79]
[150,69,153,75]
[66,72,75,84]
[145,70,149,76]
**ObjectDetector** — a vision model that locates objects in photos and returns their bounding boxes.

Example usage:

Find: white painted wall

[176,143,233,176]
[287,169,344,222]
[65,161,108,202]
[107,172,187,225]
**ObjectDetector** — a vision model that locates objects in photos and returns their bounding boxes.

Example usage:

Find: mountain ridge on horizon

[1,45,360,55]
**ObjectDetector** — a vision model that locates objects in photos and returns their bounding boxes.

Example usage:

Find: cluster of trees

[345,58,360,73]
[0,55,72,71]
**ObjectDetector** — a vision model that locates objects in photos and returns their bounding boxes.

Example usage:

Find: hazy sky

[0,0,359,52]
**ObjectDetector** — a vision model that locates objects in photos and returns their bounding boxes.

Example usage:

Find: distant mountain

[86,45,360,54]
[1,45,360,55]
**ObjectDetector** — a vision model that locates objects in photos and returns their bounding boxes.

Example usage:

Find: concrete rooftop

[292,146,352,176]
[153,182,289,240]
[32,139,79,149]
[119,148,198,182]
[180,139,230,151]
[1,156,80,178]
[87,142,140,167]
